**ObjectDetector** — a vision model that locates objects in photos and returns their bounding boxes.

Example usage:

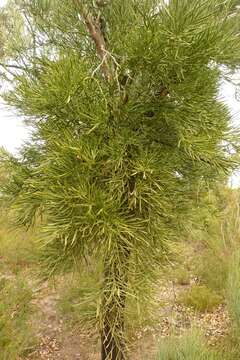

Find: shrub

[0,212,39,273]
[196,250,228,294]
[227,251,240,333]
[156,330,218,360]
[170,267,191,286]
[179,285,222,312]
[0,277,35,359]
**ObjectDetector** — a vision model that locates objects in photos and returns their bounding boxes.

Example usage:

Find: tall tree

[1,1,240,359]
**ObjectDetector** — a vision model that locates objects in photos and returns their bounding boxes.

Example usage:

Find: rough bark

[101,250,130,360]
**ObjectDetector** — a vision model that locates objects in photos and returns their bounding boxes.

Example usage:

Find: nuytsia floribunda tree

[1,0,240,359]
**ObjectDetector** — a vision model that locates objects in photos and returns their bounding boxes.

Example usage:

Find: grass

[195,249,228,294]
[169,266,190,286]
[0,212,39,274]
[57,271,99,332]
[0,276,36,359]
[156,330,218,360]
[178,284,223,312]
[226,251,240,335]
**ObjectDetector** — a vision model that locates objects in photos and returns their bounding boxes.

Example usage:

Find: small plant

[179,284,222,312]
[0,276,36,359]
[156,330,218,360]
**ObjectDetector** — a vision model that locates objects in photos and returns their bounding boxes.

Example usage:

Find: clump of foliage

[0,277,35,359]
[156,330,218,360]
[196,250,228,294]
[179,284,223,312]
[1,1,240,359]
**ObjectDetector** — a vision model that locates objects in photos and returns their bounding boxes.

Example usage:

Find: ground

[17,274,229,360]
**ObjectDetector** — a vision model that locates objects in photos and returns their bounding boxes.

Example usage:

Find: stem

[101,249,130,360]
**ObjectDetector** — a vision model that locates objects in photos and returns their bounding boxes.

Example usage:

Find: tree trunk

[101,321,125,360]
[101,249,130,360]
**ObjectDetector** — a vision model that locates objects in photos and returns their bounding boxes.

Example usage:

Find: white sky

[0,103,30,153]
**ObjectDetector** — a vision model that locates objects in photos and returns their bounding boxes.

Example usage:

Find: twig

[0,62,26,71]
[91,53,108,77]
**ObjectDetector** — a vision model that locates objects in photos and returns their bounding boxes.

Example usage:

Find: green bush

[196,250,228,294]
[189,189,240,295]
[0,277,35,359]
[156,330,218,360]
[227,251,240,333]
[0,213,39,273]
[170,267,190,286]
[179,284,222,312]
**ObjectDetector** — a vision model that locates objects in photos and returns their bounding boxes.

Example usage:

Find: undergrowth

[178,284,223,312]
[0,277,36,360]
[156,330,218,360]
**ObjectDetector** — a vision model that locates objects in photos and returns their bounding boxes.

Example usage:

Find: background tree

[1,0,240,359]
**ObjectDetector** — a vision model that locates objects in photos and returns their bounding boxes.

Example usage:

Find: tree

[1,0,240,359]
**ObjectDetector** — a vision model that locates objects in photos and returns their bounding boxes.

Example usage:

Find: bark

[101,250,130,360]
[101,322,125,360]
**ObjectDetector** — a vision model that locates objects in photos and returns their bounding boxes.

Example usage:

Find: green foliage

[0,277,35,359]
[169,266,191,286]
[1,0,240,357]
[58,270,101,332]
[58,267,159,337]
[196,250,228,294]
[0,210,39,273]
[227,251,240,334]
[155,330,218,360]
[192,189,240,294]
[179,285,223,312]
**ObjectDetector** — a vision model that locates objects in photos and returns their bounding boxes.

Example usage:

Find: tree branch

[74,1,112,82]
[0,62,26,71]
